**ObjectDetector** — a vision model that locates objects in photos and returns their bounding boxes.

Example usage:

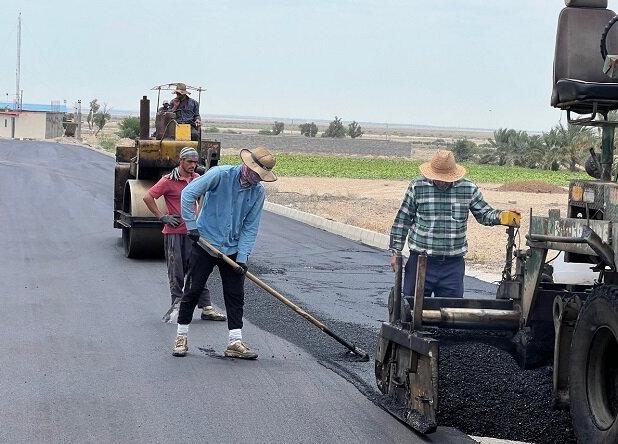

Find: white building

[0,102,67,139]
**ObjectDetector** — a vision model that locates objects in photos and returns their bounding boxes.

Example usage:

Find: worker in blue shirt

[172,147,277,359]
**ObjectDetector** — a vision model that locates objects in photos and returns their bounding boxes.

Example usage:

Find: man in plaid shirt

[389,150,520,298]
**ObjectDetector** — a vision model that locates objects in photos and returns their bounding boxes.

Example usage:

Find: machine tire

[569,285,618,444]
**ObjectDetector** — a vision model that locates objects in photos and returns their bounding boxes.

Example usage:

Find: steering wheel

[601,14,618,60]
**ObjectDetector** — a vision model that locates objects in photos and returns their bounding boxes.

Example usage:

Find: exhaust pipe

[139,96,150,140]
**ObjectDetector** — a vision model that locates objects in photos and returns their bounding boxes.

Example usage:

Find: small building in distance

[0,102,67,139]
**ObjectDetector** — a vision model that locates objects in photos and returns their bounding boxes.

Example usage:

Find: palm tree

[489,128,517,165]
[558,123,596,171]
[541,127,562,171]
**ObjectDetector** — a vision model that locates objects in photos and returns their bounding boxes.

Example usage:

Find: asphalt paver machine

[375,1,618,441]
[113,84,220,258]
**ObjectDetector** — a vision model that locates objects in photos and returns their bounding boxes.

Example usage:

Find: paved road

[0,140,474,443]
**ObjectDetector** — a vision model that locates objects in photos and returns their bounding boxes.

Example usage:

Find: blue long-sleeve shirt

[181,165,266,263]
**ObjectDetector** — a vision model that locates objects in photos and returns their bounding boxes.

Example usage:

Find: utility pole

[76,100,82,140]
[16,13,21,110]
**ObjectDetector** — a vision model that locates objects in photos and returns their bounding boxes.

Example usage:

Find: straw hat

[419,150,466,182]
[174,83,191,95]
[240,147,277,182]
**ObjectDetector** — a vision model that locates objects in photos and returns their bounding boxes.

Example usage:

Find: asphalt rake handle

[196,238,370,361]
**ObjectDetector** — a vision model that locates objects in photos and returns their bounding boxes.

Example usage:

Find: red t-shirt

[148,172,199,234]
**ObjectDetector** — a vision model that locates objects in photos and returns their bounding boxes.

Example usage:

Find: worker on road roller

[143,147,226,322]
[170,83,201,141]
[389,150,521,298]
[172,147,277,359]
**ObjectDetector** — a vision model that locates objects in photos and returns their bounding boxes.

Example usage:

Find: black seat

[552,0,618,116]
[553,79,618,113]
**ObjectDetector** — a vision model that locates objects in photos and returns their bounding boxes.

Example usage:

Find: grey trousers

[164,234,211,307]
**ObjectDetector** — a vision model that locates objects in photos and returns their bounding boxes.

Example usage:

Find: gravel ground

[210,133,434,158]
[435,330,575,444]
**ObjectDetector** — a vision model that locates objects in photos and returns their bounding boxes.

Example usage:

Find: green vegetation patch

[220,153,589,185]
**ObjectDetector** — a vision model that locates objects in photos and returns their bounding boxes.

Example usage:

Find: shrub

[322,116,346,138]
[98,133,119,152]
[272,121,285,135]
[117,117,140,139]
[203,126,220,133]
[299,122,318,137]
[452,139,476,161]
[258,129,273,135]
[348,121,363,139]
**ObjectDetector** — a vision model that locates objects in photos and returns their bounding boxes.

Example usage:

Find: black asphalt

[0,140,475,443]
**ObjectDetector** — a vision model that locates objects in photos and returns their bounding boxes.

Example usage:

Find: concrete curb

[264,201,390,251]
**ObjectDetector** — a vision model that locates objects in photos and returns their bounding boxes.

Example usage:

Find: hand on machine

[159,214,180,227]
[499,210,521,227]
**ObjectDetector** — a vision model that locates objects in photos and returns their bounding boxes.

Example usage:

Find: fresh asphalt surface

[0,140,492,443]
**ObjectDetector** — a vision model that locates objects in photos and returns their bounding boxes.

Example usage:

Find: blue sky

[0,1,587,131]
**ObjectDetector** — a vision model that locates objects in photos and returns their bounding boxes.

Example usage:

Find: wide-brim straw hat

[174,82,191,95]
[419,150,466,182]
[240,147,277,182]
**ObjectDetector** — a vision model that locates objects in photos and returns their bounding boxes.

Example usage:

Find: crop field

[220,153,589,185]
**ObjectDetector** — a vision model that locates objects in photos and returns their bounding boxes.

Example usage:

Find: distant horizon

[107,108,499,133]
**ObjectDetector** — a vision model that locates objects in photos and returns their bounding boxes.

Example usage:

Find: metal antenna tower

[16,13,21,109]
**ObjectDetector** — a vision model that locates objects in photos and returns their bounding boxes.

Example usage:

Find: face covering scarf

[240,164,261,188]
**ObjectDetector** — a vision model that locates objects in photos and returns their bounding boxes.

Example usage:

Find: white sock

[228,329,242,343]
[177,324,189,336]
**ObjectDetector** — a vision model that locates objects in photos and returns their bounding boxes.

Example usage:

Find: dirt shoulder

[265,177,568,276]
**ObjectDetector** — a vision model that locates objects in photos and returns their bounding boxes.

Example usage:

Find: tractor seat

[552,1,618,117]
[552,78,618,114]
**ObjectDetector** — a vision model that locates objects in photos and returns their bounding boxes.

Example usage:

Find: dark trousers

[403,253,465,298]
[178,243,245,330]
[164,234,210,306]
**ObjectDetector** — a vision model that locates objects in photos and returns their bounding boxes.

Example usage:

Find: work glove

[235,262,248,275]
[499,210,521,227]
[187,229,200,242]
[159,214,180,227]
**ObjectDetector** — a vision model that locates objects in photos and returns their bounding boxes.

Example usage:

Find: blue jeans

[403,252,465,298]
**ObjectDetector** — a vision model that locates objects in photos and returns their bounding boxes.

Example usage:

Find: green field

[220,153,589,185]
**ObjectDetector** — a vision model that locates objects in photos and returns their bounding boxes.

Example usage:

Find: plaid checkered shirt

[389,178,501,256]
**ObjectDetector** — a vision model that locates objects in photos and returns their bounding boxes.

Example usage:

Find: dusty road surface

[0,140,476,443]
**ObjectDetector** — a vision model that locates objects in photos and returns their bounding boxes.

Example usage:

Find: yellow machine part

[137,140,199,163]
[175,124,192,141]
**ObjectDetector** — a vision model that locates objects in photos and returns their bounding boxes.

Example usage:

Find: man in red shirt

[143,147,226,322]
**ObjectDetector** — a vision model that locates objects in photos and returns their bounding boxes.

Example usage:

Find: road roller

[375,2,618,442]
[113,84,220,258]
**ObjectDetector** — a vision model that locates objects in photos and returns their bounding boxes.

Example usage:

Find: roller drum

[122,179,164,258]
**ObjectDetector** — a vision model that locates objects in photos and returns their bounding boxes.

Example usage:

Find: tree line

[300,116,363,138]
[452,123,599,171]
[257,117,364,138]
